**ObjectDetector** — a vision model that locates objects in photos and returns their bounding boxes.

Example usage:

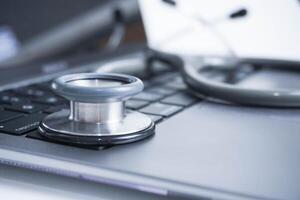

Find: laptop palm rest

[151,101,300,200]
[0,69,299,199]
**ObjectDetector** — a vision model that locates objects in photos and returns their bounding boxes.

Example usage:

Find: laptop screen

[139,0,300,63]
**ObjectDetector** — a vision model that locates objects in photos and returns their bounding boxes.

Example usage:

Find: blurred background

[0,0,146,64]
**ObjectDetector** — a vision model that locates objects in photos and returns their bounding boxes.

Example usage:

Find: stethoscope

[148,49,300,108]
[38,51,300,147]
[38,72,155,146]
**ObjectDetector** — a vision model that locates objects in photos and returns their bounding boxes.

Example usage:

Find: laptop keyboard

[0,72,201,148]
[0,62,258,149]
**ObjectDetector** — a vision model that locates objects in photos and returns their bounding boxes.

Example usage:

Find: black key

[0,110,23,122]
[0,113,46,135]
[34,81,53,91]
[126,99,149,110]
[33,96,66,105]
[161,92,198,106]
[146,114,163,123]
[142,80,151,88]
[132,92,164,102]
[164,76,186,90]
[14,87,47,97]
[0,95,10,104]
[140,103,183,117]
[146,86,177,96]
[4,103,48,114]
[0,93,29,105]
[44,104,68,114]
[149,73,175,84]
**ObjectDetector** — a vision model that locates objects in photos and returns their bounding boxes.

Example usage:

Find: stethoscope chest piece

[38,73,155,146]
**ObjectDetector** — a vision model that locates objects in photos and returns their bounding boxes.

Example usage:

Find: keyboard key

[132,91,164,102]
[142,80,151,88]
[0,110,23,123]
[146,114,163,123]
[149,73,175,84]
[0,93,12,104]
[126,99,149,110]
[44,104,68,114]
[164,77,186,90]
[34,81,53,91]
[4,103,48,114]
[0,113,46,135]
[0,93,29,105]
[33,96,66,105]
[146,86,177,96]
[14,87,47,97]
[140,103,183,117]
[161,92,198,106]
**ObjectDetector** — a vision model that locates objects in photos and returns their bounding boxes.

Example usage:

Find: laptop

[0,1,299,200]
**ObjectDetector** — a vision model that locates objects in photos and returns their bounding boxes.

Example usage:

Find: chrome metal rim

[39,109,155,146]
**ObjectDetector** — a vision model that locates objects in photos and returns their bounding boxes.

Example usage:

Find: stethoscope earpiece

[38,73,155,146]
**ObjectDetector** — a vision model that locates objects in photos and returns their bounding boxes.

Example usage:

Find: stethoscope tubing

[181,57,300,107]
[97,49,300,108]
